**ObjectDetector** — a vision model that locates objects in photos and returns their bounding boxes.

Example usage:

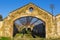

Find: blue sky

[0,0,60,18]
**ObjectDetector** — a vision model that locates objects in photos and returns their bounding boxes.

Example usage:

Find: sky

[0,0,60,18]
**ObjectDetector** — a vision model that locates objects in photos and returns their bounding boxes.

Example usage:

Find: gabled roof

[9,3,53,15]
[56,14,60,18]
[4,3,54,19]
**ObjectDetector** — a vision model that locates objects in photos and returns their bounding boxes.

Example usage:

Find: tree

[0,14,3,21]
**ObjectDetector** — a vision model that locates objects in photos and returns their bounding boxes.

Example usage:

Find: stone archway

[2,3,54,38]
[13,16,46,38]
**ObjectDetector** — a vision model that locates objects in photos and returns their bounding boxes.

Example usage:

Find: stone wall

[2,3,54,38]
[56,15,60,38]
[0,3,60,38]
[0,21,3,36]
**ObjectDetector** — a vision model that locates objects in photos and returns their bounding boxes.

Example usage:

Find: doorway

[13,16,46,38]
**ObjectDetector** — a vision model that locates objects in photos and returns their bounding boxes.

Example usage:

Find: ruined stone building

[0,3,60,38]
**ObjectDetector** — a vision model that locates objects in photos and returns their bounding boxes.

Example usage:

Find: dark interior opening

[31,23,45,38]
[29,7,33,12]
[13,16,46,38]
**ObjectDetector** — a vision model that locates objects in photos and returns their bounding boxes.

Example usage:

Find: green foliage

[14,33,23,38]
[0,37,11,40]
[0,37,60,40]
[0,14,3,21]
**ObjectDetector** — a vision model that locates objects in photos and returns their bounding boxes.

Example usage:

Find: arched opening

[13,16,46,38]
[29,7,33,12]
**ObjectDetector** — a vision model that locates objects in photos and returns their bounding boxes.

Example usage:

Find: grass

[0,37,12,40]
[13,34,60,40]
[0,37,60,40]
[0,34,60,40]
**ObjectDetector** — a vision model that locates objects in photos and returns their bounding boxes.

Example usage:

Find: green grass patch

[0,37,12,40]
[0,36,60,40]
